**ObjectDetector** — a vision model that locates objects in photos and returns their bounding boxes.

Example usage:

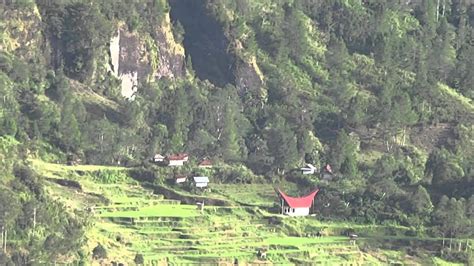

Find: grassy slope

[32,159,472,265]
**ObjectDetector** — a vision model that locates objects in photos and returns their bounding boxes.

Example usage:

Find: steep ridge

[169,0,236,87]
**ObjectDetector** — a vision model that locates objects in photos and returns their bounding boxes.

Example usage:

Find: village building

[276,189,320,216]
[67,153,81,166]
[175,175,187,184]
[166,153,189,166]
[324,164,333,174]
[321,164,334,181]
[193,176,209,188]
[300,163,317,175]
[152,154,165,163]
[198,159,213,168]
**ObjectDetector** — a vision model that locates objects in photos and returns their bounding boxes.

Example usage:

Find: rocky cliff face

[152,13,186,80]
[4,1,265,102]
[1,5,44,62]
[108,13,185,99]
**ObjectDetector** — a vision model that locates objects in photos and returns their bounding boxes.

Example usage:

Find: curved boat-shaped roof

[277,189,320,208]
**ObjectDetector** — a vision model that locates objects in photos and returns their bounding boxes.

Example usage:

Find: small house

[324,164,333,174]
[67,154,81,166]
[193,176,209,188]
[166,153,189,166]
[198,159,213,168]
[175,175,187,184]
[321,164,334,181]
[153,154,165,163]
[276,188,320,216]
[300,163,317,175]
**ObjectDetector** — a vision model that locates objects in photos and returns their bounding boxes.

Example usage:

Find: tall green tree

[220,103,242,162]
[329,129,359,177]
[58,98,81,152]
[265,114,298,173]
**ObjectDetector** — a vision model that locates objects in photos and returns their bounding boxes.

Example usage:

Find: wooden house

[193,176,209,188]
[166,153,189,166]
[175,175,187,184]
[153,154,165,163]
[198,159,213,168]
[321,164,334,181]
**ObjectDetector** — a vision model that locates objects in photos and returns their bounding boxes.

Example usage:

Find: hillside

[0,0,473,265]
[32,159,472,265]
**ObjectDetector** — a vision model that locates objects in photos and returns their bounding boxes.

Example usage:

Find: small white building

[175,175,187,184]
[193,176,209,188]
[277,189,320,216]
[301,163,317,175]
[153,154,165,163]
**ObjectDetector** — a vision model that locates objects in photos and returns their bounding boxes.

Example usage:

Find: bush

[441,249,470,264]
[93,170,128,184]
[92,244,107,260]
[129,167,157,182]
[134,253,144,265]
[404,229,418,237]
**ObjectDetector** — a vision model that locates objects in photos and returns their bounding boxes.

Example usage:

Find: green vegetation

[1,0,473,264]
[98,205,199,218]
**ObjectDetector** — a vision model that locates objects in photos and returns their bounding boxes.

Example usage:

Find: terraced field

[95,200,369,265]
[33,160,470,265]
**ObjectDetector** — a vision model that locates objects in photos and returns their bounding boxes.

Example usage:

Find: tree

[58,98,81,152]
[92,244,107,260]
[406,185,433,227]
[159,86,191,152]
[0,188,21,227]
[265,114,298,173]
[452,42,474,98]
[246,134,274,175]
[467,196,474,220]
[432,196,470,237]
[283,6,310,61]
[61,3,113,81]
[134,253,145,265]
[329,130,359,177]
[426,149,464,187]
[220,103,242,162]
[430,18,456,82]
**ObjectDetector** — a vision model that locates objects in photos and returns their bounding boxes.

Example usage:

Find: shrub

[134,253,144,265]
[92,244,107,260]
[93,170,128,184]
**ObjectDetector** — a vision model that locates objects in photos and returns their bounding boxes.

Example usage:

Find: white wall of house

[168,160,184,166]
[195,182,208,188]
[175,178,187,183]
[283,207,310,216]
[301,169,314,175]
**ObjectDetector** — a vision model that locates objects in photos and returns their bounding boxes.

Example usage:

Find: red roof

[167,153,189,161]
[198,159,212,166]
[277,189,320,208]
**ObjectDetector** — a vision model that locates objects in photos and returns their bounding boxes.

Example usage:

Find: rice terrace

[31,159,472,265]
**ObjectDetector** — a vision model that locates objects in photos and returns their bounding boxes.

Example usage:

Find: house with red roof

[276,189,320,216]
[198,159,213,168]
[166,153,189,166]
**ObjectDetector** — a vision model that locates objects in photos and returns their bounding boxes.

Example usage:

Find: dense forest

[0,0,473,263]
